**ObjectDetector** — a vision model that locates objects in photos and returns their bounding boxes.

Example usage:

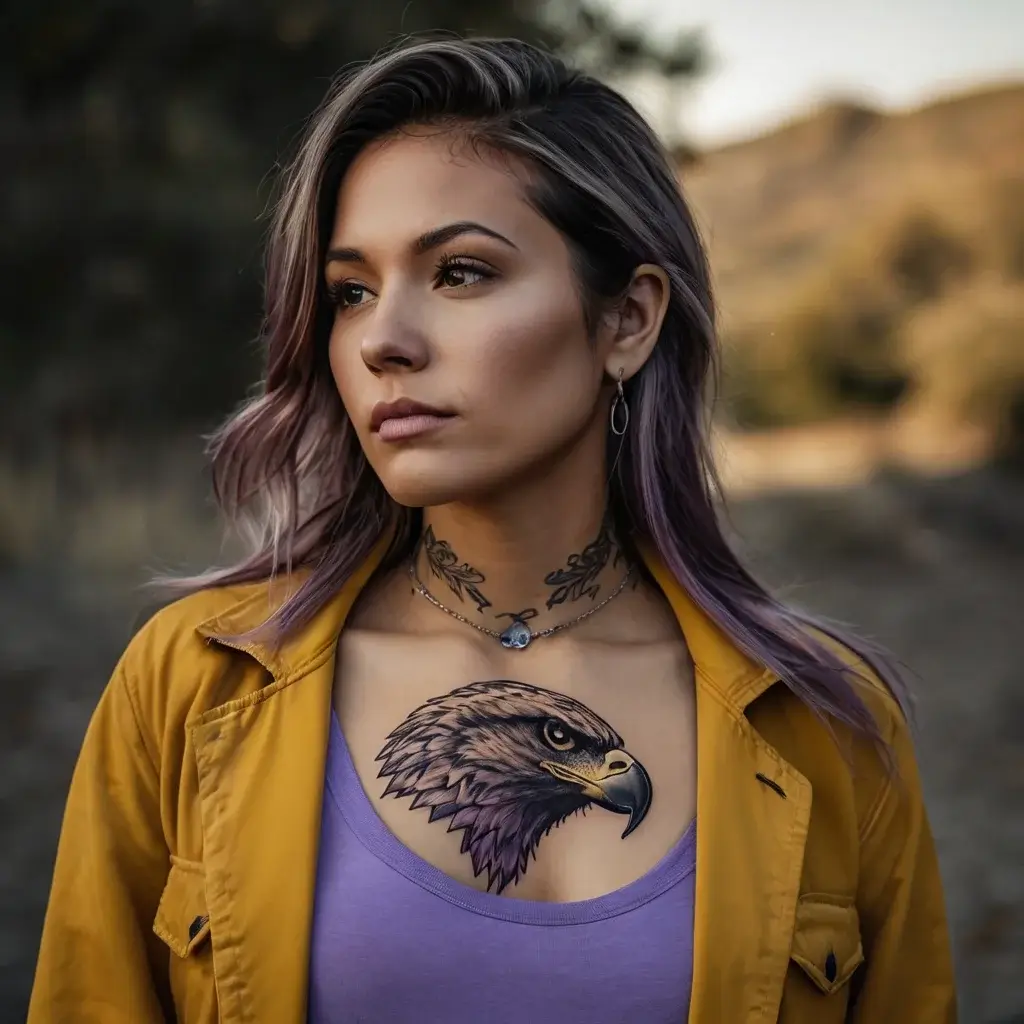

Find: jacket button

[188,915,208,941]
[825,950,837,983]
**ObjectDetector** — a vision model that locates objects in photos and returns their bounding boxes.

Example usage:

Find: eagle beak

[540,750,653,838]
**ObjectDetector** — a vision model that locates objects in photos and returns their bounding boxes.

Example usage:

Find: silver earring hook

[610,368,629,437]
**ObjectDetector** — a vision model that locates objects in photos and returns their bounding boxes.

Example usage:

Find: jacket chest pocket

[787,893,865,1011]
[153,856,219,1022]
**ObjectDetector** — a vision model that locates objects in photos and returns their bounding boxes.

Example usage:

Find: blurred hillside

[684,82,1024,465]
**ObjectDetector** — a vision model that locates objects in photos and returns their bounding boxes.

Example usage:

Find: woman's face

[324,129,616,509]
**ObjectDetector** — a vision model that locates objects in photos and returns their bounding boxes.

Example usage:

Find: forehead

[329,129,536,244]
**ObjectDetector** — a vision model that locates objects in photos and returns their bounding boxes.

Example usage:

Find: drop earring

[610,368,629,436]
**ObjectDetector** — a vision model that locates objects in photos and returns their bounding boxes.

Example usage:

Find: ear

[598,264,670,383]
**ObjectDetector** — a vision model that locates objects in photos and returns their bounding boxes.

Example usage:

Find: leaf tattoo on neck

[422,526,492,613]
[542,518,620,610]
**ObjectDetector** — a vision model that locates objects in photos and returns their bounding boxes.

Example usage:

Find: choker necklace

[407,559,635,650]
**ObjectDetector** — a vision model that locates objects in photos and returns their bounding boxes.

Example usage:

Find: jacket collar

[196,531,781,714]
[195,532,391,680]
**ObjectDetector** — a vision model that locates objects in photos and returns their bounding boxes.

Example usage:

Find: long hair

[154,34,910,756]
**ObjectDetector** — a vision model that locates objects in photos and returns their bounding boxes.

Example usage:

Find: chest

[332,630,697,902]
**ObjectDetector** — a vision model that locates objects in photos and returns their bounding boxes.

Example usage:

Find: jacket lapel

[688,685,812,1021]
[192,540,389,1023]
[192,658,334,1022]
[640,544,813,1023]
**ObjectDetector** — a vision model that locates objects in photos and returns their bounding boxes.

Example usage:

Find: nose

[360,308,429,377]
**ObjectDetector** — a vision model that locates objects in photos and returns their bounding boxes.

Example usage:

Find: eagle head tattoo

[375,680,652,894]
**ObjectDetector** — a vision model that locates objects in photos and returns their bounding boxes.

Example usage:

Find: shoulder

[115,579,282,738]
[813,627,912,750]
[749,629,918,822]
[752,622,910,734]
[746,635,932,906]
[122,580,268,677]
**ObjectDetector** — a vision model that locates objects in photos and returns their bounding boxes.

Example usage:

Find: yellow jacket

[29,538,957,1022]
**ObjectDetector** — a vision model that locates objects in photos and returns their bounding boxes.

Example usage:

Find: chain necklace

[407,559,635,650]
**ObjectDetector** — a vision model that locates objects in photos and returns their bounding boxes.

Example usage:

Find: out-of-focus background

[2,0,1022,1019]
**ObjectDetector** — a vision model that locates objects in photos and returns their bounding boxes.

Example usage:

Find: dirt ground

[2,465,1022,1022]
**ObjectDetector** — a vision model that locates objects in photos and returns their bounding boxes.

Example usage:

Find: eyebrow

[324,220,519,265]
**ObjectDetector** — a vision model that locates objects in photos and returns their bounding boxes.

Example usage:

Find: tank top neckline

[326,711,696,926]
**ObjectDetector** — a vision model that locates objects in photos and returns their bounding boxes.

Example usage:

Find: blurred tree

[0,0,703,446]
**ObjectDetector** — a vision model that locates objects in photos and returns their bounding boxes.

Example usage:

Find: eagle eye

[542,718,576,751]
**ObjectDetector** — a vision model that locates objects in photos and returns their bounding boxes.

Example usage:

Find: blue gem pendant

[499,619,534,649]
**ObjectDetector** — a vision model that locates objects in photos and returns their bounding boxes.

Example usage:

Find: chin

[372,450,513,509]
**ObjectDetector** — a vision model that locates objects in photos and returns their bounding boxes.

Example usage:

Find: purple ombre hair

[154,35,911,760]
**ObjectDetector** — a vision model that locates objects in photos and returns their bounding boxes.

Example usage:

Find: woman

[30,35,956,1024]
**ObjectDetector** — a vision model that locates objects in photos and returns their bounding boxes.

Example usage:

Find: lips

[370,397,454,433]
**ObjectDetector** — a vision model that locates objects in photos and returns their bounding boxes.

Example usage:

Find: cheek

[327,324,368,427]
[327,324,353,396]
[459,289,594,434]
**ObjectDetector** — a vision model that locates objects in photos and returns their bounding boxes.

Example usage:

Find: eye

[434,253,494,290]
[326,279,373,311]
[542,719,576,752]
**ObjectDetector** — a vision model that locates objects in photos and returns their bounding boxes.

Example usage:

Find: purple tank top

[308,713,696,1023]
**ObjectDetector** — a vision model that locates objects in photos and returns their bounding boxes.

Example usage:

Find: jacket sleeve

[850,702,958,1022]
[28,657,172,1023]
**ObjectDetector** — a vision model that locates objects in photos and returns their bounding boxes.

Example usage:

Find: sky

[605,0,1024,146]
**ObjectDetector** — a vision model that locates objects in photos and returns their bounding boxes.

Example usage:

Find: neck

[410,472,631,639]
